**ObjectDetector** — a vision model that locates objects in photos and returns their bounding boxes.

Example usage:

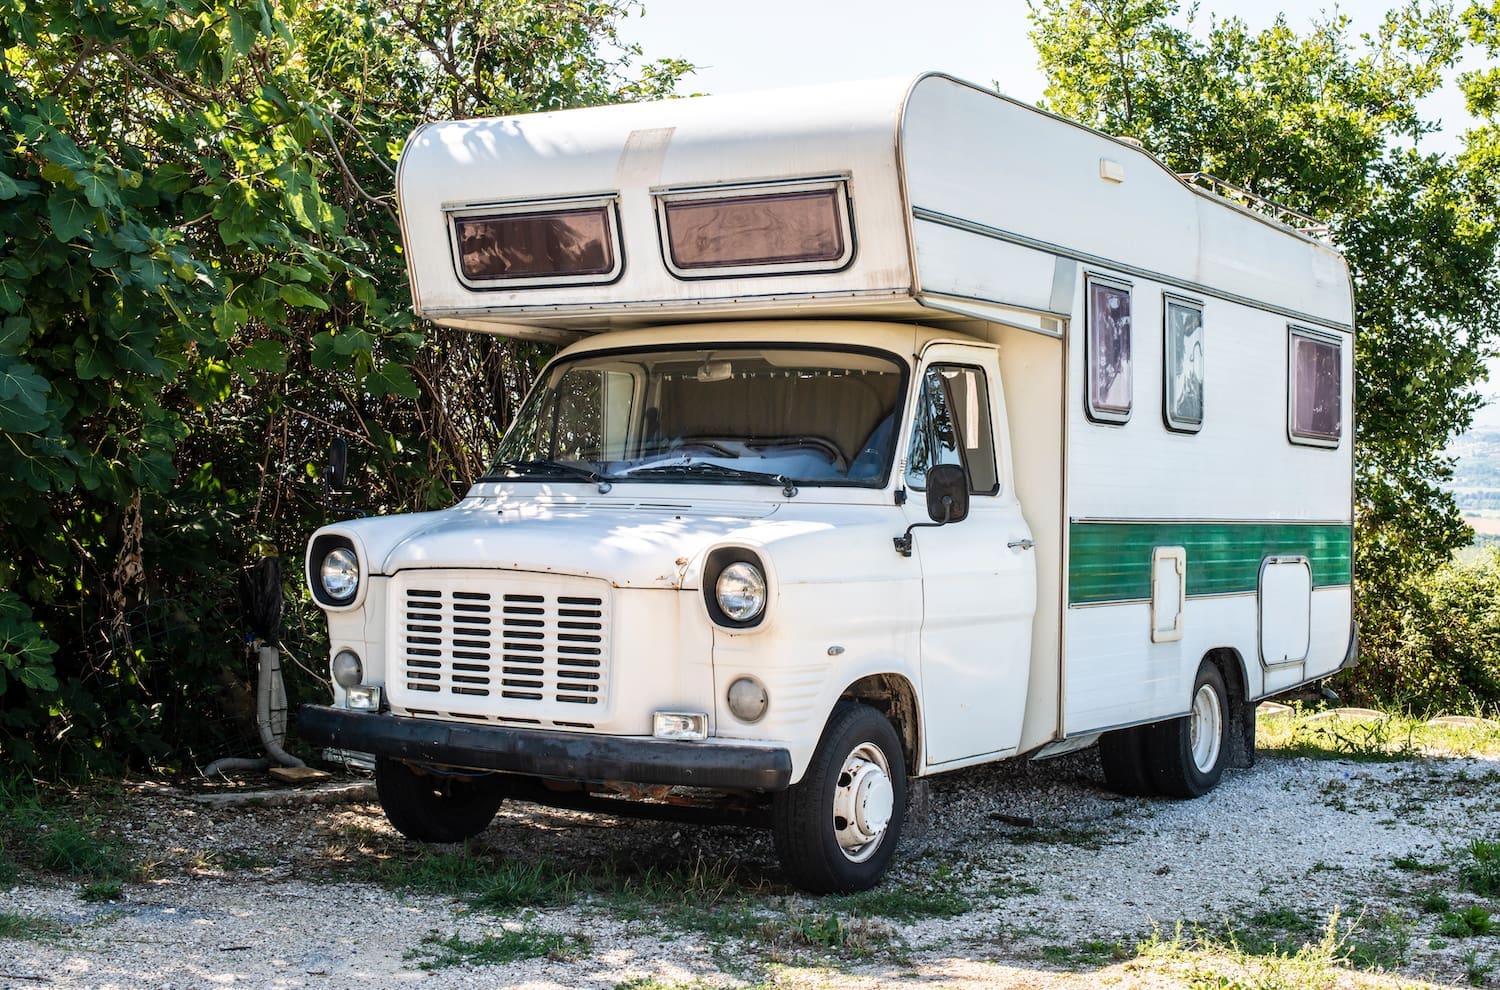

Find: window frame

[1286,326,1344,448]
[653,175,856,280]
[445,193,624,291]
[1084,274,1134,425]
[1162,294,1205,434]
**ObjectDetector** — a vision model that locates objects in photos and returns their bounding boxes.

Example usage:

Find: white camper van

[298,73,1356,893]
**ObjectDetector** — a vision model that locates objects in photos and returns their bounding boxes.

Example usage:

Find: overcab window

[655,177,854,278]
[447,195,623,289]
[1288,328,1343,446]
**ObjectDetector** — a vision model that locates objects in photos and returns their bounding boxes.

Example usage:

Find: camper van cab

[297,74,1357,893]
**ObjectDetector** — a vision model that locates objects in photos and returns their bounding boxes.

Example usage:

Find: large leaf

[240,339,287,372]
[74,336,112,380]
[0,360,51,432]
[278,281,329,310]
[46,189,93,242]
[364,360,419,400]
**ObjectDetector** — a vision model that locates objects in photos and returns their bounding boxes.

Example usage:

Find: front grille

[388,572,610,719]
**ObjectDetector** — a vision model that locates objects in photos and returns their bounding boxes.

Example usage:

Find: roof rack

[1177,172,1331,240]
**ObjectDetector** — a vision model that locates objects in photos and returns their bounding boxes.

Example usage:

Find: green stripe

[1069,521,1352,606]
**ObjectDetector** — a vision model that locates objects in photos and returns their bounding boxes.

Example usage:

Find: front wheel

[1144,661,1229,798]
[375,758,507,843]
[772,702,907,893]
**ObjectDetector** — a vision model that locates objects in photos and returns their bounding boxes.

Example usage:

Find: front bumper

[297,705,793,792]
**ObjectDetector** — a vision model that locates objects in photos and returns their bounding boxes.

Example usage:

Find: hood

[321,496,784,590]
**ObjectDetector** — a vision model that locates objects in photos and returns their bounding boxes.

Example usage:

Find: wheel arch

[839,673,921,775]
[1202,646,1255,770]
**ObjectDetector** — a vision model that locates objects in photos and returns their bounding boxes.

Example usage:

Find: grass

[1421,891,1452,914]
[1001,824,1107,850]
[1134,916,1354,990]
[80,879,125,903]
[1040,939,1129,966]
[0,778,137,886]
[824,862,972,921]
[1257,707,1500,760]
[0,910,60,940]
[405,926,580,969]
[371,849,576,909]
[1465,948,1495,986]
[1459,838,1500,896]
[1392,854,1447,874]
[1440,906,1495,938]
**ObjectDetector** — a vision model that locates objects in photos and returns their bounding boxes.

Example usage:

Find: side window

[1086,275,1133,423]
[1288,327,1342,446]
[1163,296,1204,433]
[905,364,999,494]
[545,368,605,462]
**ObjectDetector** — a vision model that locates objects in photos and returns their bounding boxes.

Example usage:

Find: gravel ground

[1,733,1495,990]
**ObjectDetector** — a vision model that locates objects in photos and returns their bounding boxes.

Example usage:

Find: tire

[772,702,907,894]
[1143,660,1230,798]
[1098,724,1154,796]
[375,758,507,843]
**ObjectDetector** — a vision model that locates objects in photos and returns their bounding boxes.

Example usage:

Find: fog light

[653,711,707,740]
[331,650,363,688]
[726,676,769,723]
[346,684,381,711]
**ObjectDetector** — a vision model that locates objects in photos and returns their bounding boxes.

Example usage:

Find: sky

[620,0,1480,154]
[621,0,1500,425]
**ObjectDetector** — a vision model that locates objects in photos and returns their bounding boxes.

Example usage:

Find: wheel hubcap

[832,742,893,863]
[1189,682,1223,773]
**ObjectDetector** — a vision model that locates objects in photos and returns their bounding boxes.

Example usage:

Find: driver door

[902,345,1037,767]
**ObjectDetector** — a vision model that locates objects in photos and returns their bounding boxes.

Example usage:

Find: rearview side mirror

[924,463,970,524]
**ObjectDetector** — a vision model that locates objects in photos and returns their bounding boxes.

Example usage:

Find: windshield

[487,345,907,487]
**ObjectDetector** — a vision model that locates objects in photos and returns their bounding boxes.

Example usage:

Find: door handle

[1008,538,1035,550]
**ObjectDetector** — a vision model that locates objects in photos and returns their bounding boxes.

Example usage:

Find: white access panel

[1151,546,1186,643]
[1259,556,1312,668]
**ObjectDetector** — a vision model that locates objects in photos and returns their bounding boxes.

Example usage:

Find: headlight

[715,562,766,623]
[331,649,363,688]
[320,547,360,602]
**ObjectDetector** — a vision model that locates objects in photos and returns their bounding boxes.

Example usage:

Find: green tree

[0,0,687,770]
[1028,0,1500,708]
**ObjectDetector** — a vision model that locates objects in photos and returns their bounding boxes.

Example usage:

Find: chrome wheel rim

[1189,682,1223,774]
[832,742,894,862]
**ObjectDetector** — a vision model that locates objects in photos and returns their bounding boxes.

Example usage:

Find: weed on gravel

[1135,913,1354,989]
[1439,906,1495,938]
[0,779,138,890]
[404,925,582,969]
[1039,939,1129,967]
[1458,838,1500,895]
[0,910,61,940]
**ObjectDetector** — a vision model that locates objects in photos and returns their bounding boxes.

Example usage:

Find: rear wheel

[375,758,507,842]
[1144,661,1229,798]
[772,702,906,893]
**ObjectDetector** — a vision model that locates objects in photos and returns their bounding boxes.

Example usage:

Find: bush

[1344,548,1500,714]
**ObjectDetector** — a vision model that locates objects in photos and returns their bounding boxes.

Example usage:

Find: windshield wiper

[627,461,798,497]
[485,459,607,483]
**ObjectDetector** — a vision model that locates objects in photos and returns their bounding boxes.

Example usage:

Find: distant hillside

[1449,427,1500,548]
